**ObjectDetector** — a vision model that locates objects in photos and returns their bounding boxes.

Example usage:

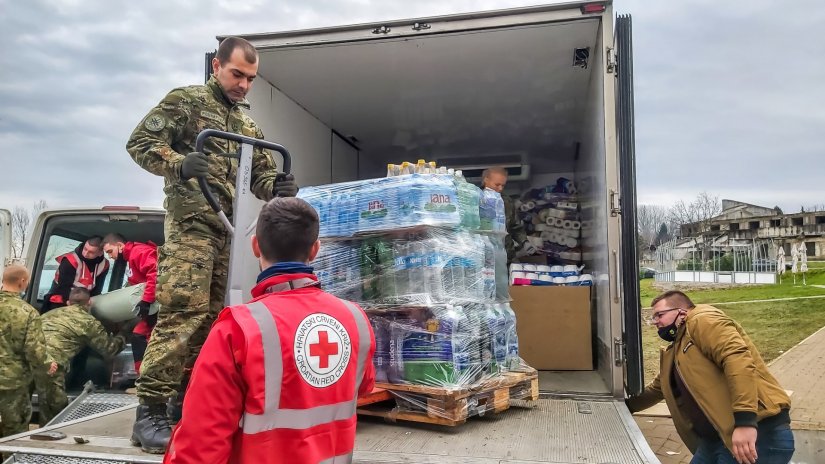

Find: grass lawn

[640,288,825,383]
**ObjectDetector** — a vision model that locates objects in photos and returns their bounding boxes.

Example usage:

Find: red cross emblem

[309,330,339,369]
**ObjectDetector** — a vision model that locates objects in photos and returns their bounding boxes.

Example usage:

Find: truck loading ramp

[1,389,654,463]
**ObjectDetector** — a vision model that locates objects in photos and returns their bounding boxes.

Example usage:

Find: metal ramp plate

[1,390,157,464]
[354,398,657,463]
[2,397,656,463]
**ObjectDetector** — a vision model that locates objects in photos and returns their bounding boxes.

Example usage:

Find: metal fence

[654,236,777,284]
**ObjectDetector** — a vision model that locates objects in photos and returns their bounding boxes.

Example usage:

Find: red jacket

[122,241,158,303]
[164,273,376,464]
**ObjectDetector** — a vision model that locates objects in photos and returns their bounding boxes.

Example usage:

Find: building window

[729,223,740,231]
[749,221,760,230]
[792,217,804,226]
[806,242,815,256]
[817,216,825,225]
[710,225,720,232]
[770,219,781,227]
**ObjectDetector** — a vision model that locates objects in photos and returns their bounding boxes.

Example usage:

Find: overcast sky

[2,0,823,215]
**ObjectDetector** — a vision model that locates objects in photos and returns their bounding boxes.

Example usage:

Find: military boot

[131,403,171,454]
[167,392,184,425]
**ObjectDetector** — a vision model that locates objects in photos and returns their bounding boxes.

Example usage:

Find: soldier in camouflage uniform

[0,265,56,438]
[481,167,536,263]
[37,287,128,425]
[125,36,298,453]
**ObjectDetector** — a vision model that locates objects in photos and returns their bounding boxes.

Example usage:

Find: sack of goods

[299,161,531,398]
[90,283,159,322]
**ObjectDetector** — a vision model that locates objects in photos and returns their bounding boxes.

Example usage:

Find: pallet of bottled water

[301,164,538,417]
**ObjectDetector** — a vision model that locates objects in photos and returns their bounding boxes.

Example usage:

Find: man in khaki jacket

[627,291,793,464]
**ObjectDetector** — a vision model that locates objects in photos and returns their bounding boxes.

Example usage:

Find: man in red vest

[42,236,110,313]
[102,233,159,373]
[161,197,376,464]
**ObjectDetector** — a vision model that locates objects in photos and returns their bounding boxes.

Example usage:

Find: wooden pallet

[357,370,539,426]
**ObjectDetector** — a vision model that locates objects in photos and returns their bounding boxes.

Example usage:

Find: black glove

[135,300,152,318]
[119,317,140,335]
[273,173,298,197]
[180,151,210,180]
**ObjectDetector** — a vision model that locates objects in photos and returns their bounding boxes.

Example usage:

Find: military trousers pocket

[155,238,215,312]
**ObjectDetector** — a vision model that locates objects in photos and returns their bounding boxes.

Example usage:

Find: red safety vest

[166,273,374,464]
[54,252,109,290]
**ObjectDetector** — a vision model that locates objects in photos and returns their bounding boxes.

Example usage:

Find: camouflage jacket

[503,194,528,260]
[126,76,280,233]
[41,305,126,367]
[0,291,54,390]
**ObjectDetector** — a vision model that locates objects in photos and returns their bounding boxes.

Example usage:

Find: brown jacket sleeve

[626,370,664,413]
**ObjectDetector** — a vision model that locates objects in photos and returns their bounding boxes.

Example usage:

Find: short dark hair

[102,233,126,246]
[651,290,695,309]
[216,37,258,65]
[256,198,319,262]
[69,287,91,306]
[86,236,103,248]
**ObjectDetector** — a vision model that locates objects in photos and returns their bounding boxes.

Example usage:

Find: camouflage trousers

[136,220,229,405]
[0,387,32,438]
[36,366,68,426]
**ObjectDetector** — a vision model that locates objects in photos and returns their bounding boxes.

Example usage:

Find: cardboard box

[509,285,593,370]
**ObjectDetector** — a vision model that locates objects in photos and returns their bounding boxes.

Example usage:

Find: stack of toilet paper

[509,263,593,287]
[516,179,583,265]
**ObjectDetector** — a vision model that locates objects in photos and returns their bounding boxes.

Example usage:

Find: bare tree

[668,192,721,236]
[668,192,721,266]
[11,201,47,259]
[637,204,669,250]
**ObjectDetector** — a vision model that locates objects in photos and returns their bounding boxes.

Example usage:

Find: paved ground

[633,324,825,463]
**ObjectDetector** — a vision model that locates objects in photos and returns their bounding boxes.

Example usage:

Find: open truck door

[0,209,12,269]
[615,14,644,396]
[614,15,644,396]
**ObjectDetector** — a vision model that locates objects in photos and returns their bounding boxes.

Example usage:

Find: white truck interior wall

[331,136,359,183]
[245,78,334,186]
[576,23,611,384]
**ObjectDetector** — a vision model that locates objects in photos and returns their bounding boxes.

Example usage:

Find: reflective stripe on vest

[55,252,108,290]
[240,298,372,434]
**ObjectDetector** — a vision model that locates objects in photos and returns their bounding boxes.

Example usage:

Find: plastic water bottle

[392,239,410,301]
[480,304,507,375]
[361,177,401,234]
[424,243,445,302]
[407,174,459,228]
[457,304,483,384]
[492,236,509,301]
[501,303,520,370]
[407,238,428,304]
[454,171,481,230]
[463,234,483,301]
[371,316,389,383]
[494,193,506,233]
[481,236,496,301]
[445,245,465,301]
[491,304,509,370]
[376,239,396,301]
[479,188,497,232]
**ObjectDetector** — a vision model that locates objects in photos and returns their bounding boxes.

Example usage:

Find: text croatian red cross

[309,330,339,369]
